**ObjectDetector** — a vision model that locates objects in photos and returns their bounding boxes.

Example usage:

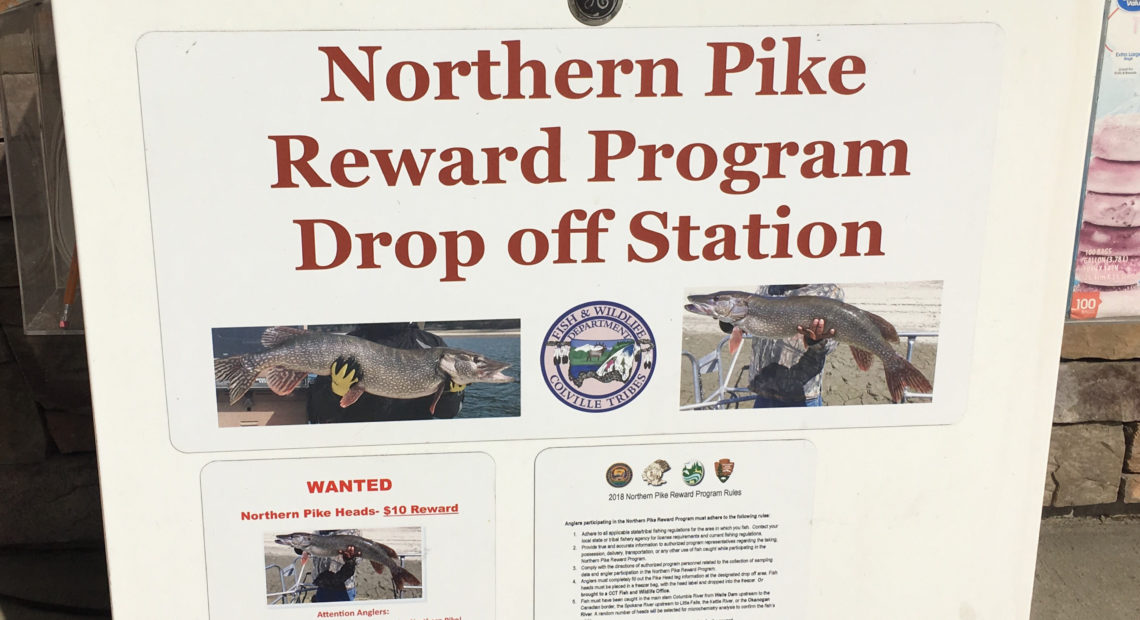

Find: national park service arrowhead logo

[715,458,735,483]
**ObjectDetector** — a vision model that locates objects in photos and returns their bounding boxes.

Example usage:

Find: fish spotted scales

[214,326,515,410]
[274,532,421,592]
[685,291,932,403]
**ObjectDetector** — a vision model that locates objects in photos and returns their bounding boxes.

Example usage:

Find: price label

[1070,290,1102,320]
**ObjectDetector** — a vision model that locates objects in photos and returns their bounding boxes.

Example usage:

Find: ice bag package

[1071,3,1140,319]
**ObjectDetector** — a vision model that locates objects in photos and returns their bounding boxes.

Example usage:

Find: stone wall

[1046,322,1140,512]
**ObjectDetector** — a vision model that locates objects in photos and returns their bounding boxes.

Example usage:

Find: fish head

[685,291,752,324]
[275,532,314,551]
[440,349,516,386]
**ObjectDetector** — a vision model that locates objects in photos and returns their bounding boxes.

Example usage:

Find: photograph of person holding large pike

[681,282,939,408]
[213,320,520,426]
[748,283,844,408]
[264,527,423,604]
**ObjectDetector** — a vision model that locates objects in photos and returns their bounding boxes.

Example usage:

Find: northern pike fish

[214,326,514,410]
[275,532,421,592]
[685,291,932,403]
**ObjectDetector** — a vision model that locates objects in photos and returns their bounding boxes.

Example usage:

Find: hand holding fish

[329,356,361,397]
[796,318,836,345]
[276,532,422,593]
[214,327,515,410]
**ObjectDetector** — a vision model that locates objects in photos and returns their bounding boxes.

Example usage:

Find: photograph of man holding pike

[213,320,519,425]
[682,282,938,409]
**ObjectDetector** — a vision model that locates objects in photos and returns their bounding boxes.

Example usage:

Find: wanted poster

[201,453,494,618]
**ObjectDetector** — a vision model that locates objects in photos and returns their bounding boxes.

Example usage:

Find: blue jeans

[753,394,822,408]
[314,587,355,602]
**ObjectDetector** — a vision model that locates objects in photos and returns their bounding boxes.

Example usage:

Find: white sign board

[135,25,999,456]
[52,1,1103,618]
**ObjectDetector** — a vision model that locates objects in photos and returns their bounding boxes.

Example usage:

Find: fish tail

[883,355,932,403]
[214,355,260,405]
[371,559,421,591]
[393,566,422,590]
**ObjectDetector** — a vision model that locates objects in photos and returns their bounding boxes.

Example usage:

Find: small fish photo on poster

[264,527,423,604]
[680,281,940,410]
[212,319,519,427]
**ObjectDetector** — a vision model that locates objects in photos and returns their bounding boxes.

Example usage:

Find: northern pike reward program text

[268,37,906,281]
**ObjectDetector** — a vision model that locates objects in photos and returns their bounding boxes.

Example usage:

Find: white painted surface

[51,1,1103,618]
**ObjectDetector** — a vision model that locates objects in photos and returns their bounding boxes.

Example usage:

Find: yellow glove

[330,356,361,397]
[447,379,466,393]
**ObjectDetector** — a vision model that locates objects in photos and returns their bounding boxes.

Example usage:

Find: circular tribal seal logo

[542,301,655,412]
[606,462,633,488]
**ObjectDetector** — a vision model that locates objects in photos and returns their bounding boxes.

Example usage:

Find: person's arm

[787,319,835,383]
[307,356,363,424]
[313,561,355,589]
[312,547,360,588]
[786,342,828,384]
